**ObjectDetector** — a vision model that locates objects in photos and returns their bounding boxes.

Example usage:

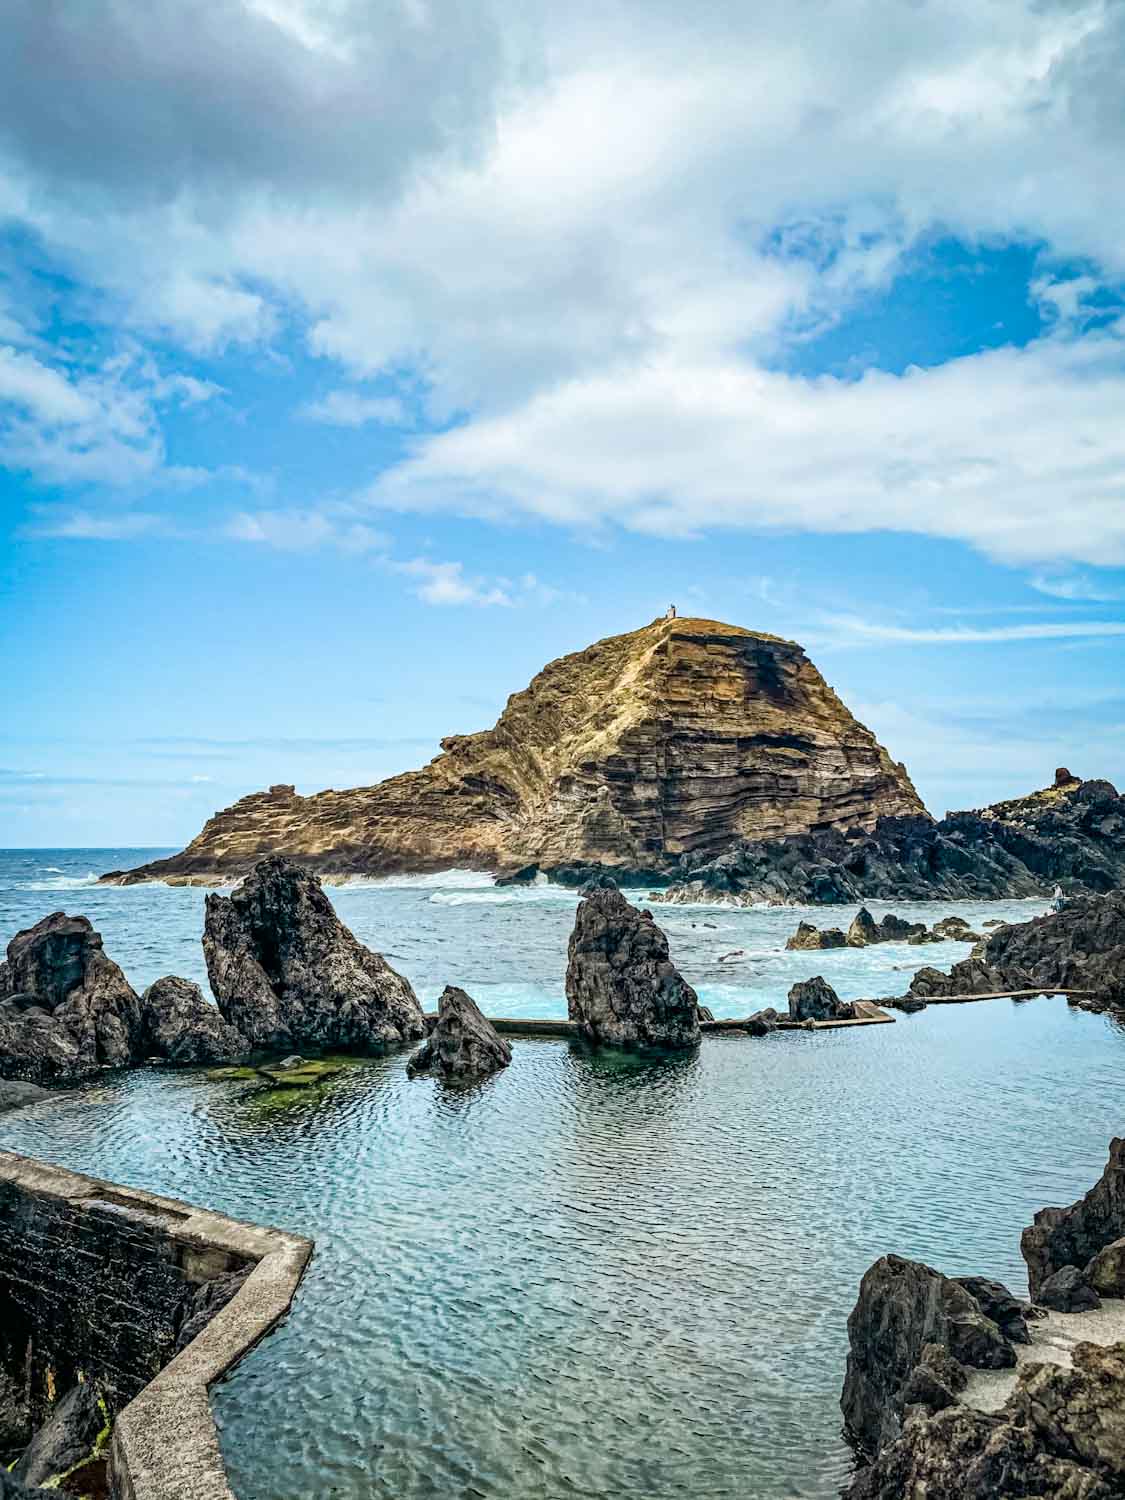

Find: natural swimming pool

[2,852,1123,1498]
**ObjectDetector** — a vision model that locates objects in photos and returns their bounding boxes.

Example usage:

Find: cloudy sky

[2,0,1124,846]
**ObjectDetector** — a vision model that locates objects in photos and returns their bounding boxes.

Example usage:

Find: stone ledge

[0,1150,312,1500]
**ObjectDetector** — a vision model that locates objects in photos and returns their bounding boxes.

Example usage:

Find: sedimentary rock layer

[104,615,922,885]
[657,775,1125,905]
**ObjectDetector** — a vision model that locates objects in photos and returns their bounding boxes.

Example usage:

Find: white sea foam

[25,872,99,891]
[336,869,497,890]
[429,884,579,907]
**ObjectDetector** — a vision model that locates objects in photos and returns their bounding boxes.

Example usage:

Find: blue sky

[2,0,1124,847]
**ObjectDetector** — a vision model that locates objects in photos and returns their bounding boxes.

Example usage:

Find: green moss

[205,1066,260,1082]
[42,1396,111,1491]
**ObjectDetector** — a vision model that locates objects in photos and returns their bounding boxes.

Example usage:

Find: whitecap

[25,872,99,891]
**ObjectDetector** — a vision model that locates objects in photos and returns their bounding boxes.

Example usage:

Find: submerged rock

[203,856,426,1053]
[0,913,140,1083]
[565,881,701,1049]
[0,1079,54,1114]
[408,986,512,1082]
[841,1254,1017,1456]
[1022,1137,1125,1299]
[138,976,247,1066]
[848,1339,1125,1500]
[12,1381,106,1488]
[787,976,855,1022]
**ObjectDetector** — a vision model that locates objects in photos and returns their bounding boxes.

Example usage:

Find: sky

[2,0,1124,848]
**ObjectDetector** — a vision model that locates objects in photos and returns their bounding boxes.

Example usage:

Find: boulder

[1022,1137,1125,1298]
[0,914,140,1083]
[879,913,928,941]
[138,976,248,1066]
[203,856,426,1053]
[565,881,700,1049]
[847,1339,1125,1500]
[953,1276,1031,1345]
[786,921,847,950]
[407,986,512,1082]
[932,916,981,942]
[841,1254,1017,1456]
[0,1080,54,1114]
[788,976,856,1022]
[847,908,880,947]
[12,1381,106,1488]
[1038,1264,1101,1312]
[743,1007,781,1036]
[1086,1237,1125,1297]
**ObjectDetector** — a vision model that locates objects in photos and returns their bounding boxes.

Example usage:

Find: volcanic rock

[104,616,924,885]
[847,907,880,946]
[743,1007,781,1035]
[952,1277,1032,1345]
[138,976,247,1066]
[0,1080,54,1114]
[203,856,426,1052]
[1021,1137,1125,1299]
[847,1339,1125,1500]
[12,1381,105,1488]
[787,976,855,1022]
[656,775,1125,906]
[1038,1264,1101,1312]
[0,913,140,1083]
[566,881,700,1049]
[785,921,846,950]
[841,1254,1017,1456]
[1088,1239,1125,1297]
[408,986,512,1082]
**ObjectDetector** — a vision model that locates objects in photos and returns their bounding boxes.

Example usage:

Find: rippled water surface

[2,850,1123,1499]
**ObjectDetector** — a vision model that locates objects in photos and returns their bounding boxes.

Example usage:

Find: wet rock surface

[785,921,846,950]
[0,1081,54,1115]
[788,908,982,952]
[787,976,856,1022]
[138,976,247,1066]
[842,1254,1017,1455]
[657,776,1125,906]
[566,881,701,1049]
[408,986,512,1082]
[1022,1137,1125,1299]
[203,855,426,1053]
[12,1382,105,1489]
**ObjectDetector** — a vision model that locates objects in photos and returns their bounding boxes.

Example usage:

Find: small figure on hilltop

[665,603,676,619]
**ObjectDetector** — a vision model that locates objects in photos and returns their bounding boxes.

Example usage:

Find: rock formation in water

[102,615,923,886]
[1021,1137,1125,1300]
[566,880,701,1049]
[907,890,1125,1009]
[786,910,981,952]
[138,976,248,1066]
[407,986,512,1082]
[657,775,1125,906]
[203,855,426,1052]
[786,920,847,950]
[787,976,855,1022]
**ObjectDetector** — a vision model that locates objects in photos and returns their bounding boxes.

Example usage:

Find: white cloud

[392,558,513,607]
[225,509,388,553]
[818,615,1125,646]
[24,509,162,540]
[301,390,409,427]
[1028,571,1123,602]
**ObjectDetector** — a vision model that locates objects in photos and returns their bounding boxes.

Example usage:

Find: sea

[1,848,1122,1499]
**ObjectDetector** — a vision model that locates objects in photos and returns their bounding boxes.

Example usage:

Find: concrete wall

[0,1151,312,1500]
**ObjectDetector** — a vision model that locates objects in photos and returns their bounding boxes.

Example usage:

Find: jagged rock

[953,1276,1032,1344]
[1038,1264,1101,1312]
[1022,1138,1125,1299]
[788,976,855,1022]
[0,914,140,1083]
[933,916,982,942]
[696,1004,715,1022]
[847,907,880,946]
[786,921,847,950]
[743,1007,780,1035]
[203,856,426,1052]
[103,616,923,885]
[175,1265,251,1353]
[565,882,700,1049]
[1087,1238,1125,1297]
[878,913,927,940]
[896,993,928,1013]
[656,776,1125,907]
[408,986,512,1082]
[12,1381,106,1488]
[0,1080,54,1114]
[847,1339,1125,1500]
[842,1254,1017,1456]
[900,1340,969,1414]
[138,976,247,1066]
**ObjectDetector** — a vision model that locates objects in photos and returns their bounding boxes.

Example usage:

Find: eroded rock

[1038,1264,1101,1312]
[1022,1137,1125,1298]
[12,1381,106,1488]
[787,976,855,1022]
[408,986,512,1082]
[138,976,247,1066]
[203,856,426,1053]
[786,921,847,950]
[566,882,700,1049]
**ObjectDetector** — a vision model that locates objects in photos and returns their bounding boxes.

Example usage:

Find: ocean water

[1,849,1123,1499]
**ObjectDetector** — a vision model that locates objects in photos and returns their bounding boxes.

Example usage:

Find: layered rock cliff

[103,616,922,885]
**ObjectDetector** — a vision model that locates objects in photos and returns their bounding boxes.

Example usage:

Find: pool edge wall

[0,1149,313,1500]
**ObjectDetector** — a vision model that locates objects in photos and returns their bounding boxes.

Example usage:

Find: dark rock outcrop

[1021,1137,1125,1299]
[138,976,247,1066]
[848,1339,1125,1500]
[174,1266,252,1354]
[743,1007,781,1035]
[203,856,426,1053]
[12,1381,106,1488]
[846,907,880,946]
[787,976,855,1022]
[0,1474,51,1500]
[0,914,140,1083]
[0,1081,54,1115]
[657,776,1125,906]
[786,921,846,950]
[0,1365,30,1453]
[408,986,512,1082]
[565,881,700,1049]
[842,1254,1017,1455]
[1038,1264,1101,1312]
[1087,1239,1125,1297]
[952,1277,1032,1345]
